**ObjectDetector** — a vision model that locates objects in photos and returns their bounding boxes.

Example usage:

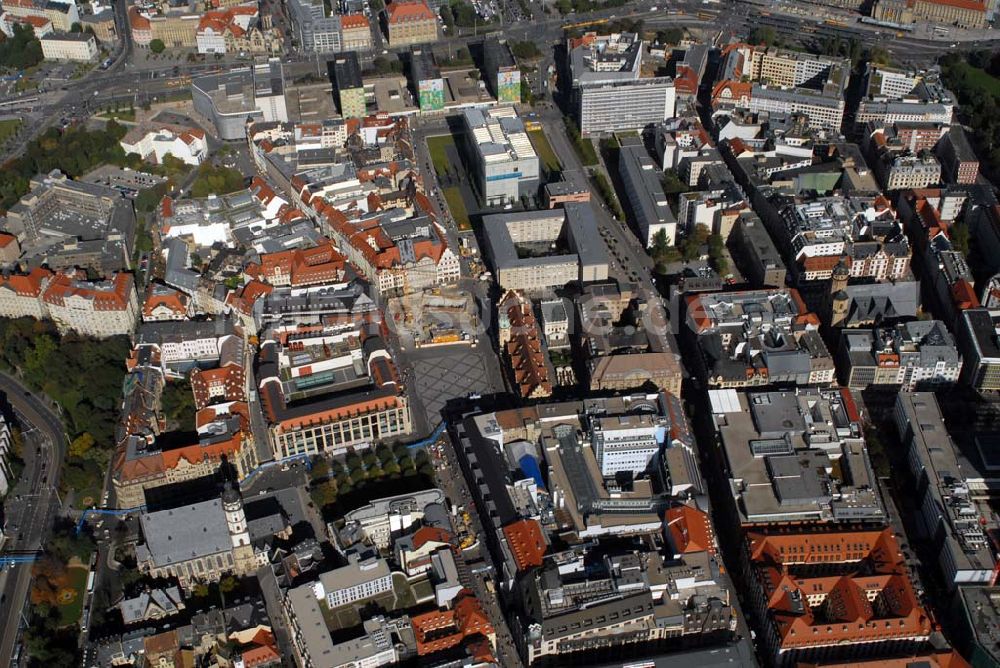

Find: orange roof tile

[387,0,436,23]
[503,519,547,572]
[664,504,715,555]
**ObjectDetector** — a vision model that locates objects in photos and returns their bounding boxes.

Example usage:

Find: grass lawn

[528,129,561,173]
[442,187,471,230]
[99,109,136,122]
[58,566,89,627]
[411,577,434,603]
[0,119,21,144]
[427,134,456,177]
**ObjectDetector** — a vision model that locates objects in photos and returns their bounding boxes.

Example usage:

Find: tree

[0,24,43,70]
[510,41,541,60]
[69,432,95,458]
[748,26,776,47]
[219,575,239,593]
[149,39,165,54]
[656,27,683,45]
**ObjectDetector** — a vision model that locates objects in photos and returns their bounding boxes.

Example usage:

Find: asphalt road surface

[0,373,68,668]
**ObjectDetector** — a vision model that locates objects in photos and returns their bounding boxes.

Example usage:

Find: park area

[0,119,21,144]
[427,134,456,178]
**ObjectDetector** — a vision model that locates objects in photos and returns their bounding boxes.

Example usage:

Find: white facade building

[313,556,394,609]
[40,33,98,62]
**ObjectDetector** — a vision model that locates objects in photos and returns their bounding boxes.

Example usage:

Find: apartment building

[40,32,98,61]
[385,0,437,47]
[463,107,539,207]
[41,271,139,338]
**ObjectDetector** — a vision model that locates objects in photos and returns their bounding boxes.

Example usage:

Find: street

[0,373,68,668]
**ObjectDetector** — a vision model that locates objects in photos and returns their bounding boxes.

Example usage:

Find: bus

[86,570,95,594]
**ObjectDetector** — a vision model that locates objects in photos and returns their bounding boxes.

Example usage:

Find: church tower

[828,258,850,328]
[222,483,251,549]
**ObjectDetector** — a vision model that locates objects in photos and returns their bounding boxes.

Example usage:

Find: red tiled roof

[0,267,52,297]
[664,504,715,555]
[142,286,188,318]
[340,13,369,28]
[128,6,151,30]
[503,519,546,572]
[387,0,436,23]
[411,590,495,656]
[42,271,134,311]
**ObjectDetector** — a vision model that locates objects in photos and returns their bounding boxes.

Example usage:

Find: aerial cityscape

[1,0,1000,665]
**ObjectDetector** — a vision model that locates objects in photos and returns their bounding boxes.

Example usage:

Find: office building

[838,320,962,390]
[257,325,413,460]
[0,267,52,321]
[3,170,136,276]
[746,527,931,666]
[463,107,539,207]
[685,289,835,388]
[618,143,677,245]
[339,13,372,51]
[287,0,340,53]
[410,49,444,111]
[0,414,12,498]
[937,126,979,184]
[709,387,884,526]
[895,392,997,588]
[748,85,845,131]
[341,488,447,549]
[312,555,394,609]
[731,212,785,287]
[386,0,437,47]
[332,51,366,119]
[482,203,609,292]
[192,60,288,140]
[569,32,675,135]
[40,32,98,61]
[957,308,1000,392]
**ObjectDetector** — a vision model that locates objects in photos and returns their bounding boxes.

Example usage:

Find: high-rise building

[332,51,366,119]
[483,38,520,103]
[569,32,675,135]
